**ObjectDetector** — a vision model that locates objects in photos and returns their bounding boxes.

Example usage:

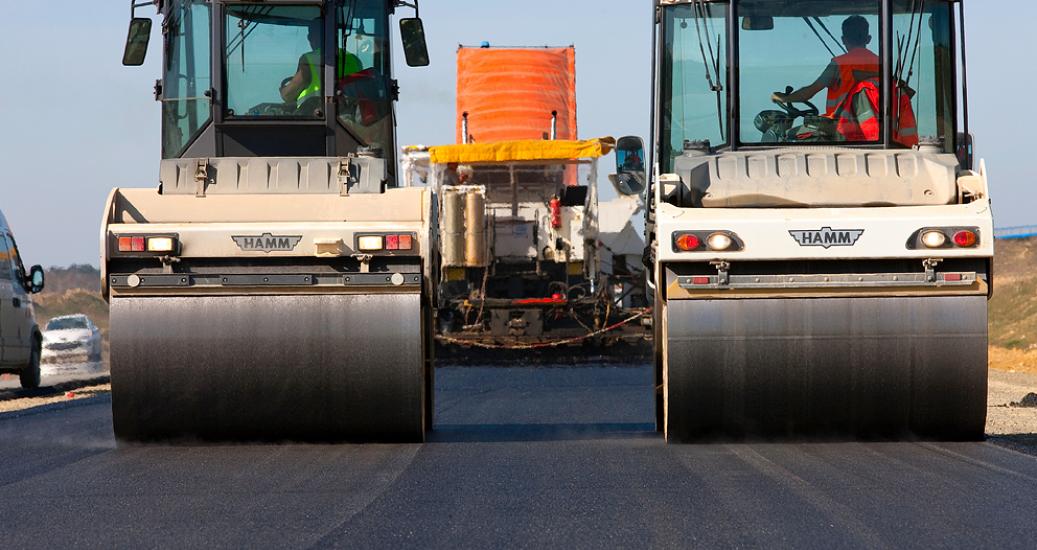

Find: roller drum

[663,296,988,442]
[110,294,428,443]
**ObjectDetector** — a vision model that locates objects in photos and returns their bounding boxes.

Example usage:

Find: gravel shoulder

[0,381,111,414]
[986,367,1037,455]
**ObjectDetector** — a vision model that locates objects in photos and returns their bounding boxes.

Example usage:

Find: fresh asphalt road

[1,365,1035,549]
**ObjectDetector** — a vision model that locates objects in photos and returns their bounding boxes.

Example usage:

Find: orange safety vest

[825,48,919,147]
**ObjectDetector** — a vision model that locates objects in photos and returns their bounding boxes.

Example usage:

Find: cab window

[336,1,392,152]
[224,5,324,118]
[162,0,212,158]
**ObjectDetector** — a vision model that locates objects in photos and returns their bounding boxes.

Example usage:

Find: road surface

[0,365,1035,548]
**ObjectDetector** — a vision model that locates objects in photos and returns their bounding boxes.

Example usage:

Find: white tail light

[921,230,948,249]
[357,236,385,251]
[707,232,734,251]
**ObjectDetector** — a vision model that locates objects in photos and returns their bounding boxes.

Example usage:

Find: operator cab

[122,0,428,176]
[641,0,974,209]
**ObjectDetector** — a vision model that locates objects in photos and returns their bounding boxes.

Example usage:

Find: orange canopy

[456,46,578,144]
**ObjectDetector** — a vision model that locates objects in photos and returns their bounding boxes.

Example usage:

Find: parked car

[0,209,46,388]
[41,314,103,374]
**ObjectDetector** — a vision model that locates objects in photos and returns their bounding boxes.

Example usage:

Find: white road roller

[630,0,993,441]
[101,0,436,442]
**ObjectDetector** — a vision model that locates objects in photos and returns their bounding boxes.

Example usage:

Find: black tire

[19,338,41,390]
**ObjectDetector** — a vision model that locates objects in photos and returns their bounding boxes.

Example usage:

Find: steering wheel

[775,85,820,118]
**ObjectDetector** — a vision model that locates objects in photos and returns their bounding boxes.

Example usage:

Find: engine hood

[672,148,960,208]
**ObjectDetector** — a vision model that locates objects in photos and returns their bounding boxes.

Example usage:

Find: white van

[0,210,45,388]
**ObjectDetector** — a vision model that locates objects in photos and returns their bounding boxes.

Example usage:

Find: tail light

[920,230,947,248]
[673,231,743,253]
[357,233,416,253]
[706,232,734,251]
[147,237,177,253]
[115,234,179,255]
[911,227,980,249]
[675,234,702,252]
[953,230,978,248]
[357,236,385,251]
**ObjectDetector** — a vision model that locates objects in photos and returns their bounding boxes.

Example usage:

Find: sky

[0,1,1031,268]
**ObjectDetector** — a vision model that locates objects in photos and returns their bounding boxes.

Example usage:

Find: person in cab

[771,15,917,146]
[280,23,364,111]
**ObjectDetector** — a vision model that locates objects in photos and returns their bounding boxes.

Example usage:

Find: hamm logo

[789,227,864,249]
[232,233,303,253]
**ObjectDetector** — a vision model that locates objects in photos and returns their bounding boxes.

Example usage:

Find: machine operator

[770,15,917,145]
[280,23,364,109]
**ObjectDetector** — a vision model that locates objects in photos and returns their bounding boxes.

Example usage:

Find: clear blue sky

[0,1,1030,267]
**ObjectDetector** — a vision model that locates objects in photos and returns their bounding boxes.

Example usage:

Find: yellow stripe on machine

[427,137,615,164]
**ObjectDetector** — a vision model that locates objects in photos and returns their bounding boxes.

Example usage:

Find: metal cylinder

[662,296,989,442]
[110,294,428,443]
[442,189,465,267]
[464,190,488,267]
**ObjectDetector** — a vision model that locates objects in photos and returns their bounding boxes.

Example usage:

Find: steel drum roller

[664,296,988,441]
[110,294,427,443]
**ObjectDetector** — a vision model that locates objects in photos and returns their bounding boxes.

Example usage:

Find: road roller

[102,0,435,442]
[633,0,993,441]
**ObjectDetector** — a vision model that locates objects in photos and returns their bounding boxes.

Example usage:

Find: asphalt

[1,365,1036,549]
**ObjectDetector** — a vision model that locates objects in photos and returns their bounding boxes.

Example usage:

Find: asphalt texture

[1,365,1036,549]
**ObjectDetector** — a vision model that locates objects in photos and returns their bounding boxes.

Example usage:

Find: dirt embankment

[989,237,1037,352]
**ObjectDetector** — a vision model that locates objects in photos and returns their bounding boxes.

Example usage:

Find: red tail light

[675,234,702,251]
[953,230,978,248]
[115,234,179,255]
[386,235,400,250]
[118,236,146,252]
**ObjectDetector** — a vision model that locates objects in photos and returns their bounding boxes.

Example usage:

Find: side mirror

[28,265,44,294]
[399,18,430,67]
[613,136,647,196]
[123,18,153,66]
[742,16,775,31]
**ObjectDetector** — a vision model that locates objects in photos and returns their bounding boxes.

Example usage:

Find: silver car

[41,315,103,374]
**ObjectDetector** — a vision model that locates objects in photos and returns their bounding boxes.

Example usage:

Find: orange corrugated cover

[456,47,577,144]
